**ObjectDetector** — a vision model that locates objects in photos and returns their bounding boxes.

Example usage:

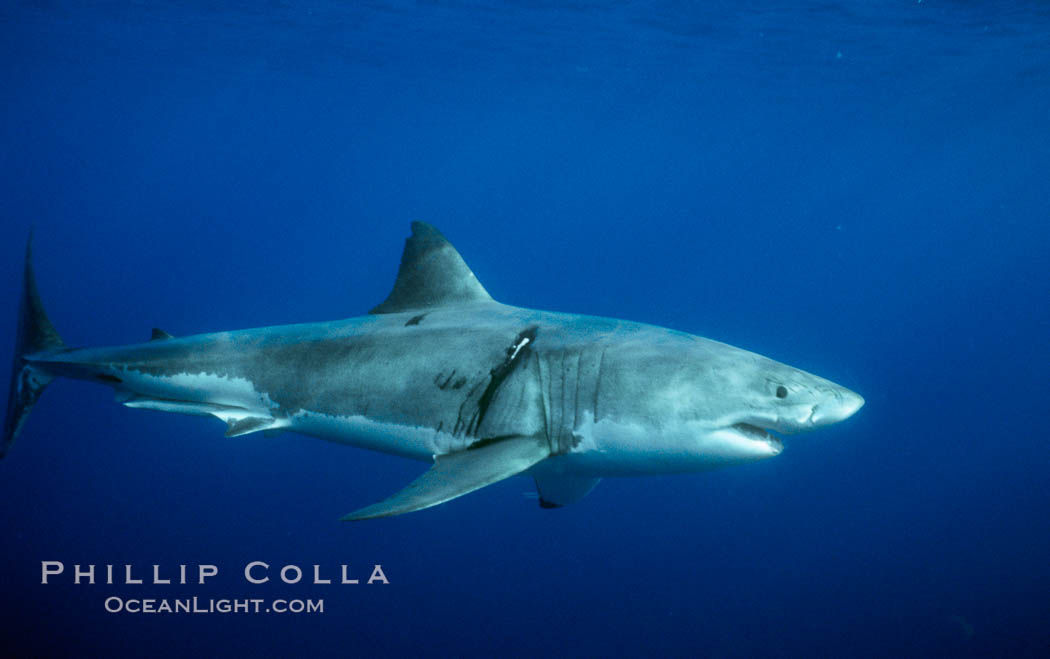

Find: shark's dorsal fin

[150,328,174,341]
[371,222,493,314]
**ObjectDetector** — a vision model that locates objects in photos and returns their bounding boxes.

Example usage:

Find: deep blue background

[1,2,1047,657]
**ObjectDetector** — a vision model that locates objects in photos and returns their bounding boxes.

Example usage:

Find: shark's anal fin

[533,472,601,509]
[341,436,549,521]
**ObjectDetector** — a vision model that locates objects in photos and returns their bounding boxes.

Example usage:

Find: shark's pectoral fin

[533,472,601,509]
[341,436,550,521]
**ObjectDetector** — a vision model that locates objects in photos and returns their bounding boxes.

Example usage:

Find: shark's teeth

[732,422,776,442]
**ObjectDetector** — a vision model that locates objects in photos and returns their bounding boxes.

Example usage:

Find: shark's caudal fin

[341,435,549,521]
[2,233,65,458]
[370,222,494,314]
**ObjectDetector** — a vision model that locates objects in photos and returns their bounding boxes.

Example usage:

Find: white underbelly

[564,415,777,476]
[288,410,472,462]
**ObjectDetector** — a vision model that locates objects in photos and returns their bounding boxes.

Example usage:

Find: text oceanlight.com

[40,561,388,615]
[104,597,324,614]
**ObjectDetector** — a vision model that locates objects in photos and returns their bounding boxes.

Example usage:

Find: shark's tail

[2,233,65,458]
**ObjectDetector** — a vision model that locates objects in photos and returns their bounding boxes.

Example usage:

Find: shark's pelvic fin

[120,394,239,417]
[533,472,601,508]
[150,328,174,341]
[370,221,494,315]
[341,436,549,521]
[117,394,285,437]
[3,232,65,457]
[224,416,285,438]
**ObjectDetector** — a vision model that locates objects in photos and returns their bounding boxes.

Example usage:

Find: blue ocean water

[1,1,1047,656]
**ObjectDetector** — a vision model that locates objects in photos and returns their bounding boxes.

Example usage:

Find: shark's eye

[776,385,788,399]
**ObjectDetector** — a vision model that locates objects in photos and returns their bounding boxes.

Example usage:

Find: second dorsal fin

[371,222,493,314]
[150,328,174,341]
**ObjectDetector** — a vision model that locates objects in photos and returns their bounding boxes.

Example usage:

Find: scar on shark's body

[2,223,863,520]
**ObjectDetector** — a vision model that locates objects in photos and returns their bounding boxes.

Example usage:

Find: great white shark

[3,223,863,519]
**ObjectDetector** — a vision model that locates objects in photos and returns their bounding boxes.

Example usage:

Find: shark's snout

[809,389,864,427]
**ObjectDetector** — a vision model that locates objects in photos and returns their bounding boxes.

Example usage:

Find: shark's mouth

[732,422,782,448]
